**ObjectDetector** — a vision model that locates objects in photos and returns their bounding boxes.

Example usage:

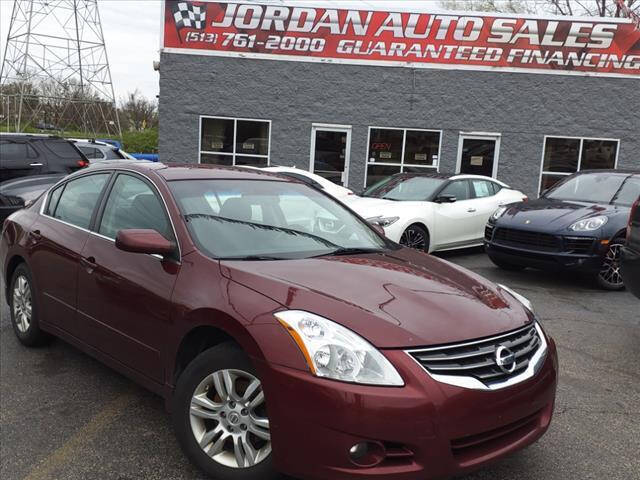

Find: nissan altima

[1,162,557,480]
[486,170,640,290]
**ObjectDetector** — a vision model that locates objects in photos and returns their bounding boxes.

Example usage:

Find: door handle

[467,208,477,213]
[80,256,98,272]
[30,230,42,241]
[29,163,44,167]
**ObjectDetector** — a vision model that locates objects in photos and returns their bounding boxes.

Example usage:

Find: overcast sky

[0,0,163,101]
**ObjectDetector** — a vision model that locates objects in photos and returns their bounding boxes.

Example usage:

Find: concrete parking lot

[1,250,639,480]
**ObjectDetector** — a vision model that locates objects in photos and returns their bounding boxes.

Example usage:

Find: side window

[471,180,495,198]
[440,180,471,201]
[45,184,64,216]
[98,174,172,241]
[79,147,103,159]
[52,174,110,229]
[491,182,503,194]
[0,142,27,162]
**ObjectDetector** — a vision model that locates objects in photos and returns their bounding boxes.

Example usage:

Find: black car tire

[9,263,53,347]
[488,255,527,271]
[596,238,626,291]
[172,342,279,480]
[400,224,430,253]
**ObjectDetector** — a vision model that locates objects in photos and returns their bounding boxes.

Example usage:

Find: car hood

[499,198,627,232]
[348,196,428,219]
[220,248,533,348]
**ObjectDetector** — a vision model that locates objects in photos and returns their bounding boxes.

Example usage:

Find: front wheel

[172,343,278,480]
[597,240,625,291]
[400,224,430,253]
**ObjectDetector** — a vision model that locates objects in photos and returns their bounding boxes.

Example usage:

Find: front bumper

[255,337,558,480]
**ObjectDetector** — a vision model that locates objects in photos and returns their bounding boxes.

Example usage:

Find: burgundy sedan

[1,162,558,480]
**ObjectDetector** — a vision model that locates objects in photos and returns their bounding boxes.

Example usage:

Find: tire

[488,255,527,271]
[8,264,53,347]
[172,343,278,480]
[400,224,430,253]
[596,239,626,291]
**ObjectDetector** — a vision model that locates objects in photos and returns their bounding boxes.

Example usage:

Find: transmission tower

[0,0,122,138]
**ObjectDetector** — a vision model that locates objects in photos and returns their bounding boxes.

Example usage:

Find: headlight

[275,311,404,386]
[569,215,608,232]
[491,206,508,222]
[498,284,535,315]
[366,216,400,228]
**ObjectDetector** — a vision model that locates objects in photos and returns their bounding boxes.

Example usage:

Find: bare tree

[119,90,158,132]
[440,0,639,16]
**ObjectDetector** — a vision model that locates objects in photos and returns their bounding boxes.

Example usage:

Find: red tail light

[77,159,89,168]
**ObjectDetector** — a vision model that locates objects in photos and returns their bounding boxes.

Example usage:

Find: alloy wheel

[598,242,624,288]
[12,276,32,333]
[400,226,427,251]
[189,369,271,469]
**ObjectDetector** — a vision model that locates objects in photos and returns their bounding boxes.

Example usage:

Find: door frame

[456,132,501,179]
[309,123,352,186]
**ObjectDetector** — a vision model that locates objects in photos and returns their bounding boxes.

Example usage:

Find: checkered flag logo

[173,2,207,30]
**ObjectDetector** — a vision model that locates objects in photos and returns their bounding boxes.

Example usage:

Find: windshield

[362,175,445,201]
[169,179,389,260]
[546,173,640,206]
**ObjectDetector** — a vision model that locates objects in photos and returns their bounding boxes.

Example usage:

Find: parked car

[486,170,640,290]
[621,196,640,299]
[1,162,557,480]
[0,174,65,223]
[69,138,136,162]
[349,172,527,252]
[262,166,355,201]
[0,133,89,183]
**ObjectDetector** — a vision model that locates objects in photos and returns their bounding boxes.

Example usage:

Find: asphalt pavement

[1,249,639,480]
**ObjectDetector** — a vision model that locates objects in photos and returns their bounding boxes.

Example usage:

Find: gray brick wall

[159,53,639,197]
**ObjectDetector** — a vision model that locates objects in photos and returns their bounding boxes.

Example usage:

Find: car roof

[0,132,64,140]
[576,169,640,176]
[83,161,296,183]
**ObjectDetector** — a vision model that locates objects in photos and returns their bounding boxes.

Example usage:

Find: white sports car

[262,166,356,201]
[348,173,527,253]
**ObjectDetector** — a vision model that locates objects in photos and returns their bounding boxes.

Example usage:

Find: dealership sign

[162,1,640,77]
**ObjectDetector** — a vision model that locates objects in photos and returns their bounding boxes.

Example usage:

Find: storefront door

[310,124,351,186]
[457,134,501,178]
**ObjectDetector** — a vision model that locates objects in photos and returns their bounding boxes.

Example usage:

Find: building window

[200,116,271,167]
[540,136,618,193]
[366,127,441,187]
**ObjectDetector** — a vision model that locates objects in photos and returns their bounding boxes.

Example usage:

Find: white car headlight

[366,216,400,228]
[569,215,608,232]
[498,284,535,315]
[275,311,404,387]
[491,206,508,222]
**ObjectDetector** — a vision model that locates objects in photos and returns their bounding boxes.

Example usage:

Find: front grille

[493,228,559,251]
[408,324,542,387]
[563,236,595,254]
[484,224,495,242]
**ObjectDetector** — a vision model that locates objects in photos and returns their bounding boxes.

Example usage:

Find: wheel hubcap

[599,243,624,287]
[189,369,271,469]
[401,228,426,250]
[12,276,32,333]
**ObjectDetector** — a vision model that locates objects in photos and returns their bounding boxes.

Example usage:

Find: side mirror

[435,195,457,204]
[116,229,174,256]
[371,224,386,237]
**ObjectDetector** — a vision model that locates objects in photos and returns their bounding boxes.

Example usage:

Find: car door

[28,172,112,336]
[76,172,180,384]
[468,179,504,237]
[432,180,477,248]
[0,139,45,182]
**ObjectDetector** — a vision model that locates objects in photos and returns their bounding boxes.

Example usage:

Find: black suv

[622,197,640,299]
[0,133,88,183]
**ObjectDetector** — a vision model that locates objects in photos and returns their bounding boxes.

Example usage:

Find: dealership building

[158,0,640,196]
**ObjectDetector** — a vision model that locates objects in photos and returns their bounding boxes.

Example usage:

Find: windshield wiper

[220,255,289,261]
[314,247,386,258]
[184,213,341,249]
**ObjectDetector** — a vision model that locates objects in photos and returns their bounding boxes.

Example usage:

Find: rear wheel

[172,343,278,480]
[400,224,430,253]
[488,256,527,271]
[9,264,52,347]
[597,240,625,291]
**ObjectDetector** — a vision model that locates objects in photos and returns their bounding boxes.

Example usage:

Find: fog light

[348,441,385,467]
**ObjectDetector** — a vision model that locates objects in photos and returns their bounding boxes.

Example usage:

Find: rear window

[41,140,84,159]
